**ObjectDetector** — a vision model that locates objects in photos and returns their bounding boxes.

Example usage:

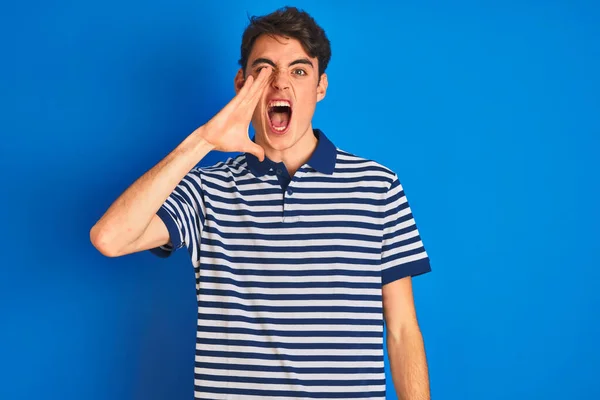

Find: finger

[242,72,271,118]
[235,74,254,102]
[220,74,256,116]
[244,68,271,105]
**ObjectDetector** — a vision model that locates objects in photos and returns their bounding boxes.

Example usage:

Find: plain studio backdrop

[1,1,598,399]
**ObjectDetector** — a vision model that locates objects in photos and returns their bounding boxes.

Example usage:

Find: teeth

[273,126,287,131]
[269,100,291,108]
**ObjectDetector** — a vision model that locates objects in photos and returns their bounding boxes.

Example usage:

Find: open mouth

[267,99,292,134]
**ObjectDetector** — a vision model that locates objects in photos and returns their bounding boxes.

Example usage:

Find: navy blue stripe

[287,196,386,206]
[382,246,426,264]
[195,361,384,375]
[195,372,385,387]
[197,313,384,326]
[384,189,407,204]
[196,349,384,362]
[210,217,382,231]
[194,385,386,399]
[381,234,422,253]
[199,252,380,267]
[298,176,391,184]
[196,325,383,338]
[285,186,386,195]
[208,191,387,207]
[201,238,380,255]
[197,275,381,289]
[286,208,380,218]
[237,177,290,188]
[196,288,382,303]
[383,212,415,231]
[198,301,381,315]
[201,170,235,184]
[383,199,409,217]
[333,165,391,174]
[210,205,281,217]
[202,178,281,196]
[383,223,418,240]
[204,225,381,243]
[208,204,382,219]
[201,165,251,179]
[196,337,382,350]
[206,192,282,207]
[200,264,380,277]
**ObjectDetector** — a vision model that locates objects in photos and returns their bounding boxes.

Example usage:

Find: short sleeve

[381,175,431,285]
[149,167,206,259]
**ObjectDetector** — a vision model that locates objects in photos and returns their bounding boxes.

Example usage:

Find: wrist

[191,125,217,153]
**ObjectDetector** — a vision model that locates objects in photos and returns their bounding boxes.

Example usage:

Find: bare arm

[89,132,215,257]
[90,68,271,257]
[383,276,430,400]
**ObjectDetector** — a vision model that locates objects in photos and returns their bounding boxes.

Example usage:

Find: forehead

[248,34,316,65]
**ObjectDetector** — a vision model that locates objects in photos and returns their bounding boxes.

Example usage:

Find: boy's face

[235,34,328,154]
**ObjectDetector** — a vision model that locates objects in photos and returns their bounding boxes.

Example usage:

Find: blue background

[1,1,599,399]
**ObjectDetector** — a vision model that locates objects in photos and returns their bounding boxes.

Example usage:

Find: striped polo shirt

[150,129,431,399]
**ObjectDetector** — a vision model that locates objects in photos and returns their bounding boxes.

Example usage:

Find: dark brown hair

[239,6,331,78]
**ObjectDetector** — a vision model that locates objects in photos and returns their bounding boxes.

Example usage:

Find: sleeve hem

[382,257,431,286]
[148,206,184,258]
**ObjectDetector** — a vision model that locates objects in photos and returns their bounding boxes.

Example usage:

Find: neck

[259,126,318,176]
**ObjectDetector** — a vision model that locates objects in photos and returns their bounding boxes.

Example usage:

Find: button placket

[282,167,305,223]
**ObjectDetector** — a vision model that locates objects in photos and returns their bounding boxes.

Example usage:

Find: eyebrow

[251,57,314,69]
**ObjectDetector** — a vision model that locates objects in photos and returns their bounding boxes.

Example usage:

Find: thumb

[244,140,265,162]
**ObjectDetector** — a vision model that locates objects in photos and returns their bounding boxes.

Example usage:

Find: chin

[262,126,298,150]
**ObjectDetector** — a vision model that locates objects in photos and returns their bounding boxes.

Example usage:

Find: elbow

[387,321,423,345]
[90,224,120,257]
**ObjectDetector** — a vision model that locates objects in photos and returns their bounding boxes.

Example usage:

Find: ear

[234,68,245,94]
[316,73,328,102]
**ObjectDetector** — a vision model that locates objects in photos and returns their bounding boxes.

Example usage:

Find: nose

[270,69,290,91]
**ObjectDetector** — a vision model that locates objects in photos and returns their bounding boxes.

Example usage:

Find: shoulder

[334,147,398,189]
[192,154,250,180]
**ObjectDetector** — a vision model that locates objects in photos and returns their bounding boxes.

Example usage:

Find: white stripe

[199,269,380,284]
[383,240,425,258]
[197,296,380,310]
[212,212,382,225]
[193,378,386,393]
[195,355,384,369]
[203,232,381,249]
[197,259,381,272]
[196,330,382,344]
[194,367,384,381]
[196,319,383,333]
[200,247,381,261]
[204,224,381,237]
[195,343,381,357]
[193,390,384,400]
[199,306,383,321]
[209,197,385,213]
[381,251,428,270]
[385,228,420,246]
[196,282,382,296]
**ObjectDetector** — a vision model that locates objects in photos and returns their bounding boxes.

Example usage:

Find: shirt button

[276,169,282,175]
[287,188,293,195]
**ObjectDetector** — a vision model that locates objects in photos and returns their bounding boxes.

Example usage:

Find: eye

[255,65,271,74]
[293,69,307,76]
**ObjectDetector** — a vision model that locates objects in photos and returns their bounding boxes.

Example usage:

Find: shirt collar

[245,128,337,176]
